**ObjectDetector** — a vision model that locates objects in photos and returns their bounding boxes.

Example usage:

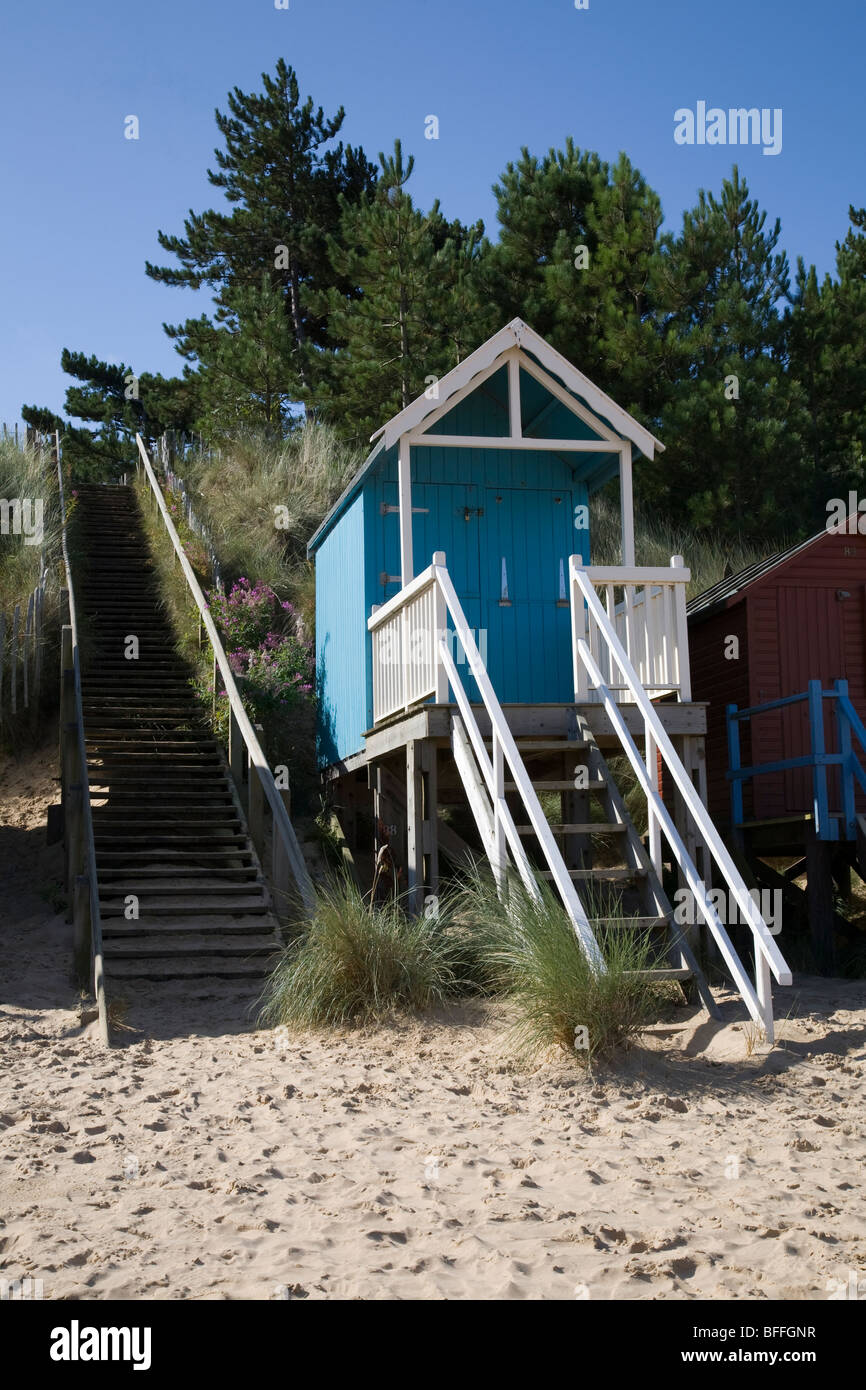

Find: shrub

[456,868,667,1062]
[208,577,314,713]
[259,877,465,1028]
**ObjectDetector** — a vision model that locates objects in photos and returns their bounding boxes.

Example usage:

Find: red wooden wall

[688,528,866,827]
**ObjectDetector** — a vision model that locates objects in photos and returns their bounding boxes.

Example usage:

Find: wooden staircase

[75,483,282,983]
[473,710,714,1007]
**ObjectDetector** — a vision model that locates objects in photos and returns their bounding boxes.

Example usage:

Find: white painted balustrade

[369,565,443,722]
[571,557,691,703]
[370,554,693,725]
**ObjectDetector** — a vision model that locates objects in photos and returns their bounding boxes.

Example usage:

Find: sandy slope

[1,743,865,1301]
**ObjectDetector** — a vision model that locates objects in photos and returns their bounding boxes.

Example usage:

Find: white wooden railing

[569,556,791,1040]
[368,553,604,968]
[135,436,316,919]
[573,557,691,703]
[370,555,693,722]
[370,566,443,722]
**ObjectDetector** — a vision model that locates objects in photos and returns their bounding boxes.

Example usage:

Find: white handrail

[571,556,791,1039]
[135,435,316,916]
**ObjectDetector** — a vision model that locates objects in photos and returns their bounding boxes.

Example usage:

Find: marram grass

[258,877,466,1029]
[455,868,668,1063]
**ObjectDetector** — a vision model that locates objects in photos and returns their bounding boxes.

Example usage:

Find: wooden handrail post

[726,704,744,840]
[59,626,73,793]
[248,723,265,856]
[72,874,92,985]
[432,552,449,703]
[228,704,243,794]
[271,822,291,924]
[670,555,691,701]
[212,647,219,725]
[835,679,856,838]
[808,679,830,839]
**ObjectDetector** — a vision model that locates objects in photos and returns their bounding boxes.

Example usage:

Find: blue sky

[0,0,863,426]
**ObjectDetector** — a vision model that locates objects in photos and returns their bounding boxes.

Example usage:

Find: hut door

[482,488,575,702]
[777,587,845,813]
[380,480,483,701]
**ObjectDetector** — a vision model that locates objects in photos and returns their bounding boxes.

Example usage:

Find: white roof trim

[373,318,663,459]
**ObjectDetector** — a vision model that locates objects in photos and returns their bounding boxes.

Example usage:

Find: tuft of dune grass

[455,867,670,1063]
[258,877,467,1029]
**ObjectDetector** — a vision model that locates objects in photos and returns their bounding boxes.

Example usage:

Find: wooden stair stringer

[572,710,720,1018]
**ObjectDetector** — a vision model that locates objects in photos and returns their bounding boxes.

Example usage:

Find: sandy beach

[2,743,865,1301]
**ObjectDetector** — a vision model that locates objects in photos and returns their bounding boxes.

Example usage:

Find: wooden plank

[32,582,43,711]
[398,435,413,584]
[805,823,836,973]
[405,739,424,913]
[407,433,621,453]
[22,591,34,708]
[9,603,20,714]
[328,809,361,887]
[421,740,439,898]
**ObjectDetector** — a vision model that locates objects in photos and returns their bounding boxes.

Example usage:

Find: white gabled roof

[371,318,664,460]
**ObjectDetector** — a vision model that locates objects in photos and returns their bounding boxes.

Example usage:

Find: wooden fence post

[72,874,92,985]
[228,705,243,795]
[10,603,20,714]
[271,822,290,924]
[248,724,265,857]
[22,591,34,709]
[59,626,74,797]
[32,582,44,713]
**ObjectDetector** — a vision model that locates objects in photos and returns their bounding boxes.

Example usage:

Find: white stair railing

[570,557,791,1040]
[573,558,691,703]
[368,552,604,969]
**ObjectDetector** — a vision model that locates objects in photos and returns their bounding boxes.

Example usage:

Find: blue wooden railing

[727,679,866,840]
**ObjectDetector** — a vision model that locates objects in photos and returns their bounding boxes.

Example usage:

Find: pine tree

[786,207,866,520]
[146,59,377,402]
[483,140,607,363]
[482,142,664,410]
[188,276,298,436]
[314,141,486,441]
[54,350,200,478]
[644,167,809,543]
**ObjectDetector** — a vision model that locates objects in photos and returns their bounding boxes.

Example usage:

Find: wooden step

[100,896,269,915]
[505,780,589,791]
[98,865,259,880]
[626,968,691,981]
[514,821,626,835]
[539,867,647,882]
[106,957,277,981]
[101,918,275,938]
[100,879,264,896]
[486,739,587,752]
[589,915,669,931]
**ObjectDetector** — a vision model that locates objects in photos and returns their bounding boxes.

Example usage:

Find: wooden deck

[327,700,708,777]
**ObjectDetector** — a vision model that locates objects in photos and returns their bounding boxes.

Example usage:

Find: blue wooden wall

[314,490,370,769]
[311,365,616,767]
